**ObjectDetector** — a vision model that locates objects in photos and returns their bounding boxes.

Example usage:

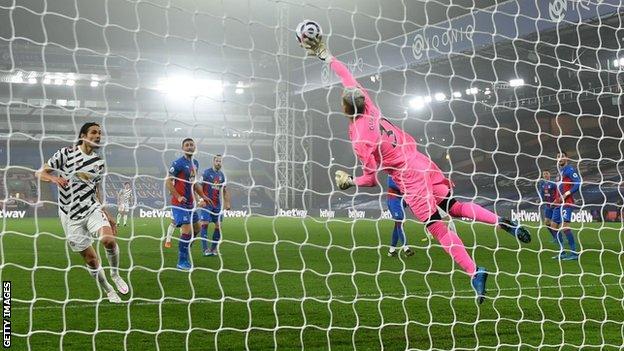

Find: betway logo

[511,209,594,223]
[139,209,172,218]
[0,210,25,218]
[348,209,365,219]
[319,209,335,218]
[277,209,308,218]
[223,210,248,218]
[511,210,541,222]
[571,210,594,223]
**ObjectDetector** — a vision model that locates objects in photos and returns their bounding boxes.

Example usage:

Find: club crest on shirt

[75,171,94,181]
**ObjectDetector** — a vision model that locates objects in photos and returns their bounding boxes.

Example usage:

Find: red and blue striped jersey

[538,179,557,207]
[558,164,580,204]
[169,156,199,208]
[387,176,402,199]
[202,168,226,209]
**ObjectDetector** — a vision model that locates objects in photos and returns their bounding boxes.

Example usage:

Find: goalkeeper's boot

[107,290,122,304]
[499,218,531,243]
[111,274,129,295]
[551,251,567,260]
[164,240,172,249]
[387,249,398,257]
[471,267,488,305]
[403,247,415,257]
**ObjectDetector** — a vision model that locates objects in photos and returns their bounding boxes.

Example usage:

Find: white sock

[88,265,113,294]
[106,244,120,277]
[402,246,409,252]
[166,223,176,243]
[116,213,121,224]
[123,214,128,225]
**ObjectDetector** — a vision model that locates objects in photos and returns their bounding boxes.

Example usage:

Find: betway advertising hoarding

[24,206,607,223]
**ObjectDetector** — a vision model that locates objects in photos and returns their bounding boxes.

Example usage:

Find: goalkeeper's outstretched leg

[434,184,531,243]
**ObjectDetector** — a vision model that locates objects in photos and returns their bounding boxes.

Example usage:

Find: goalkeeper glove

[302,36,331,61]
[335,170,355,190]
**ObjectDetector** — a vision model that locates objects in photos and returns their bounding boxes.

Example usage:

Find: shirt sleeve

[329,57,381,120]
[329,58,375,101]
[352,139,379,187]
[566,167,581,194]
[329,57,357,88]
[168,160,180,177]
[46,149,64,171]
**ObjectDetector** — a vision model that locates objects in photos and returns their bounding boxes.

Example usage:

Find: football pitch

[1,217,623,350]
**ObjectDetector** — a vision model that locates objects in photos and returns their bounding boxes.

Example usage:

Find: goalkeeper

[302,35,530,304]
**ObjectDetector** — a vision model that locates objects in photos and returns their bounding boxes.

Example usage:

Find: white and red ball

[296,20,322,43]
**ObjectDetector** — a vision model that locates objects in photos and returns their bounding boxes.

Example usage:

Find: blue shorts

[172,207,199,226]
[387,197,408,221]
[199,207,223,223]
[542,206,553,220]
[551,205,573,224]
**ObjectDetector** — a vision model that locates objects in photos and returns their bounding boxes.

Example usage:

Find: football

[295,19,322,43]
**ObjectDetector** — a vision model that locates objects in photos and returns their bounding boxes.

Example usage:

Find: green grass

[1,216,623,350]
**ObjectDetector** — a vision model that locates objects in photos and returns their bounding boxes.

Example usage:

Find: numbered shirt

[169,156,199,208]
[46,145,104,220]
[348,115,444,183]
[202,168,226,209]
[559,164,580,204]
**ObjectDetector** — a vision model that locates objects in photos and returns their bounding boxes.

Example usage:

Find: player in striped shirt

[537,171,558,242]
[165,138,213,270]
[199,155,231,256]
[551,152,581,260]
[37,122,129,303]
[386,176,414,257]
[116,182,132,227]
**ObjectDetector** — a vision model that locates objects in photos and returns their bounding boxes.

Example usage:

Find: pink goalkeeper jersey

[330,57,449,219]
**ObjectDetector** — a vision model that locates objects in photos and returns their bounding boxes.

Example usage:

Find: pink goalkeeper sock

[449,201,498,225]
[427,221,477,276]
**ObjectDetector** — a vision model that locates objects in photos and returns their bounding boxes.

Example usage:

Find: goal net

[1,0,623,349]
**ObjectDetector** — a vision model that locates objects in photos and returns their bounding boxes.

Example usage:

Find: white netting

[0,0,623,349]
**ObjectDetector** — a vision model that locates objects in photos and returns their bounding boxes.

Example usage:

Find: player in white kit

[117,182,132,227]
[37,122,129,303]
